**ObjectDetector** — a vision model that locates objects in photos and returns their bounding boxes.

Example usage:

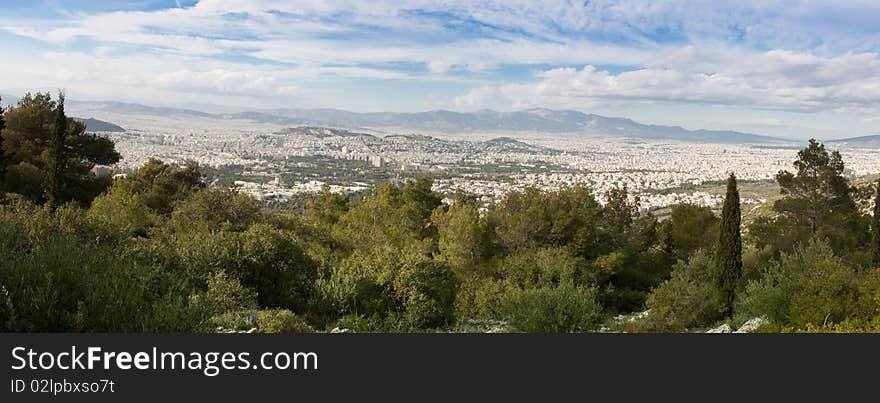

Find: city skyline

[1,1,880,139]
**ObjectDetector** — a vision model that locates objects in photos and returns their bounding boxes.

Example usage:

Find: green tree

[393,256,458,328]
[2,92,120,205]
[45,93,67,207]
[873,180,880,267]
[125,158,204,214]
[603,185,637,236]
[490,184,603,255]
[714,173,742,317]
[663,203,719,259]
[336,177,441,255]
[167,188,260,233]
[432,198,491,277]
[305,184,349,229]
[772,139,862,252]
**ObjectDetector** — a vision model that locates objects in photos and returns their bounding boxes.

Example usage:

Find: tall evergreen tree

[714,173,742,317]
[775,139,857,238]
[872,180,880,267]
[46,92,67,207]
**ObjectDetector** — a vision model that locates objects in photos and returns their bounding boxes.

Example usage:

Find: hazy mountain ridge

[74,117,125,132]
[827,135,880,147]
[252,107,787,144]
[44,99,798,144]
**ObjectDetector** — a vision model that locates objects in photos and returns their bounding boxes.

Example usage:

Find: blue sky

[1,0,880,139]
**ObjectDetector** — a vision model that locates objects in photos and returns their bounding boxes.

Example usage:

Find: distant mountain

[827,135,880,147]
[74,117,125,132]
[70,101,215,118]
[244,107,786,144]
[58,100,791,144]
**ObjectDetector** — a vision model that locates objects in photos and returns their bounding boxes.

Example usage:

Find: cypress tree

[714,172,742,318]
[872,180,880,267]
[46,92,67,207]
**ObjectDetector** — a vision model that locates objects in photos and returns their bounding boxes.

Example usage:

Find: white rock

[706,324,732,333]
[734,317,769,333]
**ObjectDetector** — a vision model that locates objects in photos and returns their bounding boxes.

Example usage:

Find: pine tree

[714,172,742,317]
[46,92,67,207]
[872,180,880,267]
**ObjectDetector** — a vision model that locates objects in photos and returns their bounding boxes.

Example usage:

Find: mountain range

[827,135,880,147]
[244,107,791,144]
[66,101,790,144]
[8,95,878,146]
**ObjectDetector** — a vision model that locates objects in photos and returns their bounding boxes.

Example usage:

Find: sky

[1,0,880,139]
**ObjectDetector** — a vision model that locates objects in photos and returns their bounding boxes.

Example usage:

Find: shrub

[500,247,582,289]
[735,239,835,325]
[256,309,314,333]
[194,271,258,316]
[788,259,860,327]
[454,278,514,322]
[0,225,204,332]
[502,284,603,332]
[643,250,722,331]
[394,257,458,328]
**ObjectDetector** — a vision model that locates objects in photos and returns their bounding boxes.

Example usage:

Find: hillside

[827,135,880,148]
[74,117,125,132]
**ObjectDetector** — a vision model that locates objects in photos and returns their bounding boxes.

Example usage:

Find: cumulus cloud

[501,50,880,111]
[454,86,496,108]
[153,69,296,96]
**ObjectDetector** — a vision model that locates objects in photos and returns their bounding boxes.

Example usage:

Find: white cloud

[454,86,496,108]
[0,0,879,119]
[153,69,295,96]
[501,50,880,112]
[428,61,452,74]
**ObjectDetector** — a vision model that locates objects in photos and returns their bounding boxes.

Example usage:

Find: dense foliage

[2,92,879,333]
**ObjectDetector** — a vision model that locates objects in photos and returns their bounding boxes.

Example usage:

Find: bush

[502,284,603,332]
[643,250,722,331]
[256,309,314,333]
[500,247,583,289]
[87,189,157,240]
[394,257,458,328]
[454,278,514,322]
[170,224,318,312]
[788,259,860,327]
[316,248,457,329]
[0,220,204,332]
[735,239,835,325]
[194,271,258,316]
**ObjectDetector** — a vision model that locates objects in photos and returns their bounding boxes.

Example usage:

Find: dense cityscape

[70,104,880,213]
